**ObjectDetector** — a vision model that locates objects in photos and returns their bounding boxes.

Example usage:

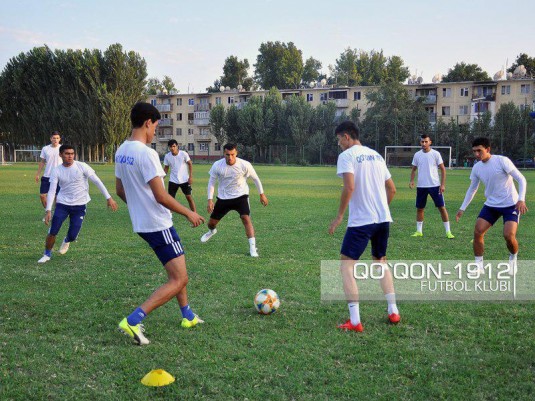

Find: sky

[1,0,533,94]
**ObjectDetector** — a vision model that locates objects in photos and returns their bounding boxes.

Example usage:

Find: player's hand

[516,200,528,215]
[107,198,118,211]
[188,177,193,185]
[44,211,51,225]
[260,193,268,206]
[455,209,464,222]
[409,181,414,189]
[439,184,445,194]
[35,174,40,183]
[187,211,205,228]
[329,216,343,235]
[207,199,214,213]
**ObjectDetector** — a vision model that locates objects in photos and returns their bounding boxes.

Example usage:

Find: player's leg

[180,183,197,212]
[236,196,257,256]
[38,203,68,263]
[201,199,227,242]
[168,181,179,198]
[412,188,426,236]
[201,217,220,242]
[430,186,454,238]
[503,209,520,273]
[60,205,87,254]
[39,177,49,209]
[473,211,495,273]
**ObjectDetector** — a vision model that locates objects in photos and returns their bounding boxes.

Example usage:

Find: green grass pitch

[1,163,534,400]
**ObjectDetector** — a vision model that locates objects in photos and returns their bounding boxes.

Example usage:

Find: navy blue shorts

[478,205,519,225]
[49,203,86,242]
[40,177,60,195]
[138,227,185,266]
[341,222,390,260]
[416,186,445,208]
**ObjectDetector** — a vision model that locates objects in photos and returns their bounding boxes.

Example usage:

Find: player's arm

[409,166,417,189]
[207,175,216,213]
[149,176,205,227]
[456,177,480,221]
[116,178,127,204]
[187,160,193,184]
[163,165,169,175]
[329,172,354,235]
[248,165,268,206]
[438,163,446,193]
[36,158,46,183]
[44,175,58,225]
[89,174,118,211]
[509,168,528,215]
[385,178,396,205]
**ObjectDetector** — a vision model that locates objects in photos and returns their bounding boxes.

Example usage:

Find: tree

[442,62,491,82]
[508,53,535,77]
[209,104,226,145]
[221,56,253,90]
[355,50,386,86]
[332,48,360,86]
[254,41,304,89]
[301,57,322,85]
[384,55,410,83]
[161,76,177,93]
[145,78,163,95]
[285,95,314,162]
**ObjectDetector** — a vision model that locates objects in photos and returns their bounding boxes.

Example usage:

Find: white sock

[475,256,484,273]
[444,221,451,232]
[416,221,423,233]
[385,293,399,315]
[509,253,517,262]
[248,237,256,248]
[348,302,360,325]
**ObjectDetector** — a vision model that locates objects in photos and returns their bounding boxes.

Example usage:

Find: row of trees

[0,44,146,159]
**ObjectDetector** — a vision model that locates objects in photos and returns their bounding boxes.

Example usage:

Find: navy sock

[127,307,146,326]
[44,249,52,257]
[180,304,195,321]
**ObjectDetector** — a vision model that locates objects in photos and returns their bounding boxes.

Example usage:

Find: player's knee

[240,215,251,223]
[503,232,516,243]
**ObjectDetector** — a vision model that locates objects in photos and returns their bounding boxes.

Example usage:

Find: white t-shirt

[209,158,261,200]
[411,149,443,188]
[163,151,191,184]
[469,155,520,208]
[49,161,98,206]
[337,145,393,227]
[115,140,172,233]
[40,144,62,177]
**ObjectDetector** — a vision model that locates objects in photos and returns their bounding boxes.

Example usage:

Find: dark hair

[223,143,237,151]
[51,131,61,137]
[130,102,161,128]
[168,139,178,147]
[472,137,490,148]
[420,134,431,140]
[334,121,359,140]
[59,144,75,154]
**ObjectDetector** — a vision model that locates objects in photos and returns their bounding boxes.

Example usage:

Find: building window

[214,143,221,151]
[176,128,182,136]
[306,93,313,102]
[150,99,157,106]
[521,84,531,94]
[320,93,328,101]
[187,143,194,151]
[353,91,361,101]
[216,97,221,105]
[460,88,469,97]
[520,104,530,112]
[188,98,194,106]
[199,142,209,152]
[459,105,468,115]
[177,98,182,106]
[228,96,234,104]
[176,113,182,121]
[188,128,194,135]
[442,88,451,98]
[501,85,509,95]
[442,106,450,116]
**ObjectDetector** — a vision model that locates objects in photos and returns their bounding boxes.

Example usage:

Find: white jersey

[469,155,520,208]
[411,149,443,187]
[40,144,62,177]
[49,161,108,206]
[208,158,262,200]
[337,145,393,227]
[115,140,172,233]
[163,151,191,184]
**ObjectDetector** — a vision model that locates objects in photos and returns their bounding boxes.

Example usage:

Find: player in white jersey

[35,131,62,210]
[200,143,268,257]
[456,137,528,273]
[115,102,205,346]
[328,121,399,332]
[409,134,454,239]
[163,139,196,212]
[37,145,118,263]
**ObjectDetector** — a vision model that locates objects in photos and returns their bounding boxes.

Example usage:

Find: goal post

[14,148,42,163]
[384,146,453,169]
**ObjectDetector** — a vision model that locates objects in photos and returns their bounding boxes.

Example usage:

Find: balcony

[159,118,173,127]
[472,93,496,101]
[194,103,211,112]
[156,104,173,112]
[194,111,210,126]
[333,99,349,108]
[416,95,437,104]
[157,134,173,142]
[194,133,212,142]
[235,102,248,110]
[428,113,437,123]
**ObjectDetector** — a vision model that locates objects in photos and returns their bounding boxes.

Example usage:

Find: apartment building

[148,78,535,158]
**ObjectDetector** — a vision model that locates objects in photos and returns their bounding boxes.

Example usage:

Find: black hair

[420,134,431,140]
[51,131,61,137]
[223,143,237,151]
[472,137,490,148]
[334,121,359,140]
[130,102,161,128]
[168,139,178,147]
[59,144,75,154]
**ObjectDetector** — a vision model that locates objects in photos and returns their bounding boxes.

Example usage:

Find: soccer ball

[254,289,280,315]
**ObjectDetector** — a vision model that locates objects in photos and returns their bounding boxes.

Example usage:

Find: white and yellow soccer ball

[254,289,280,315]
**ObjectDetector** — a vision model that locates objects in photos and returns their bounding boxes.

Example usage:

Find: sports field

[1,163,534,400]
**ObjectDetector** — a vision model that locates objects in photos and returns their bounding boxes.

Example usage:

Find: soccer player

[35,131,62,210]
[409,134,454,239]
[456,137,527,273]
[115,102,205,346]
[163,139,196,212]
[328,121,399,332]
[200,143,268,257]
[38,144,118,263]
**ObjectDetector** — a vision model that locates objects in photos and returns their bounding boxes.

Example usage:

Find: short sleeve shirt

[40,145,62,177]
[411,149,443,187]
[163,151,191,184]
